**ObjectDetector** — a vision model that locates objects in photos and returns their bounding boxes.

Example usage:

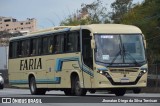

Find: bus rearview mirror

[91,39,95,49]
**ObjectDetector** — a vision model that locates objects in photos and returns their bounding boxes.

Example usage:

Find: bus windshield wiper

[124,52,139,65]
[109,44,122,66]
[122,44,139,65]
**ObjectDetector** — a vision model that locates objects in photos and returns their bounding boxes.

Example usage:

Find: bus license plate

[120,78,129,83]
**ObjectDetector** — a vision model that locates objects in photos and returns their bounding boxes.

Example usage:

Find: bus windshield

[95,34,146,66]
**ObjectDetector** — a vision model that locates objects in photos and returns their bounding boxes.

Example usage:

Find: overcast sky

[0,0,144,69]
[0,0,144,29]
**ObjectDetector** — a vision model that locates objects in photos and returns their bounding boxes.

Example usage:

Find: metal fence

[148,64,160,87]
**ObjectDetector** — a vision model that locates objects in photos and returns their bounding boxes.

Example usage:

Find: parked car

[0,73,4,89]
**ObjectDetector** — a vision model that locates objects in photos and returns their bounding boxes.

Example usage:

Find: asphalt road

[0,88,160,106]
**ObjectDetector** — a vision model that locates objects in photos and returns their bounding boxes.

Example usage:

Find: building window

[21,23,23,25]
[6,24,9,26]
[12,19,17,22]
[26,22,30,24]
[4,19,11,22]
[21,28,23,30]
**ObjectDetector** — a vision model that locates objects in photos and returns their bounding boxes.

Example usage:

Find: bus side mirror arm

[144,40,147,48]
[142,34,147,48]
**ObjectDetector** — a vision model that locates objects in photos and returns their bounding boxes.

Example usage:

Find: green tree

[120,0,160,63]
[60,0,109,26]
[110,0,133,23]
[0,30,22,46]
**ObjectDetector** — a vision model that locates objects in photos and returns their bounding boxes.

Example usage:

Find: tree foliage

[110,0,133,23]
[0,30,22,46]
[120,0,160,63]
[60,0,109,26]
[59,0,160,63]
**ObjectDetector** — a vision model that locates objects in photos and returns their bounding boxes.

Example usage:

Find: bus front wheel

[74,76,87,96]
[64,89,75,96]
[133,88,141,94]
[113,88,126,96]
[29,77,46,95]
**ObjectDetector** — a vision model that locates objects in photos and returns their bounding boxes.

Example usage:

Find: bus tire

[74,76,87,96]
[133,88,141,94]
[113,88,126,96]
[0,84,4,89]
[29,77,46,95]
[89,90,96,94]
[64,89,73,96]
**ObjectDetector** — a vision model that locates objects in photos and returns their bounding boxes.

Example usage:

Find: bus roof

[79,24,142,34]
[10,24,142,41]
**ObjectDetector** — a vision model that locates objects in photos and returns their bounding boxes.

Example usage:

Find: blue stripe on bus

[97,68,108,71]
[9,80,28,84]
[9,77,61,85]
[54,57,94,76]
[36,77,61,84]
[55,59,62,72]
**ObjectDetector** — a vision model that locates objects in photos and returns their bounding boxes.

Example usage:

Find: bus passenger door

[81,29,93,88]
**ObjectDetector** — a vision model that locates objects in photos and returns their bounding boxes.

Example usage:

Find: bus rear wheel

[74,76,87,96]
[29,77,46,95]
[113,88,126,96]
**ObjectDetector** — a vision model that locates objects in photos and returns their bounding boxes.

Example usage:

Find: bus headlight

[140,67,148,76]
[142,70,147,73]
[138,69,147,77]
[140,67,148,72]
[97,68,108,74]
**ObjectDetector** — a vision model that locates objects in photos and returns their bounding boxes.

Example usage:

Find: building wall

[0,47,8,70]
[0,16,36,33]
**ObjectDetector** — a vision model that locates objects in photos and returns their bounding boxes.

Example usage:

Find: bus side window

[17,41,22,57]
[30,39,36,56]
[26,40,30,56]
[22,40,30,57]
[66,32,79,52]
[37,38,41,55]
[48,36,53,54]
[42,37,48,54]
[9,42,17,58]
[42,35,53,54]
[54,34,64,54]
